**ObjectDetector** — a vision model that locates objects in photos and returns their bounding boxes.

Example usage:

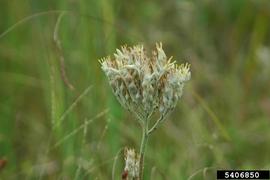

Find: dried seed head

[100,43,191,121]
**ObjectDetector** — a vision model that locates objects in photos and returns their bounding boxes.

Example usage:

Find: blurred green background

[0,0,270,179]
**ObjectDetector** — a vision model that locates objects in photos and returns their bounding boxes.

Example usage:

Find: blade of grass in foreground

[52,109,108,149]
[192,90,231,141]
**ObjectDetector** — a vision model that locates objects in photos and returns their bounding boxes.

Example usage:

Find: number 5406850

[224,171,260,179]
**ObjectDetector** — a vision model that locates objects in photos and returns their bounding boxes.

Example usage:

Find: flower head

[123,148,139,179]
[100,43,190,121]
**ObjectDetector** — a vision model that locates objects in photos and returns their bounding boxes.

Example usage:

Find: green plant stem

[139,125,149,180]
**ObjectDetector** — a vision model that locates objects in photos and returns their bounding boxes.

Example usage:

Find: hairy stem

[139,125,149,180]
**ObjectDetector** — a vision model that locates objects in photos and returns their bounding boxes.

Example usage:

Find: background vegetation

[1,0,270,179]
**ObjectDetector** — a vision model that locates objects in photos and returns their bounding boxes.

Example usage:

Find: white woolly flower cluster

[100,43,191,121]
[123,148,139,179]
